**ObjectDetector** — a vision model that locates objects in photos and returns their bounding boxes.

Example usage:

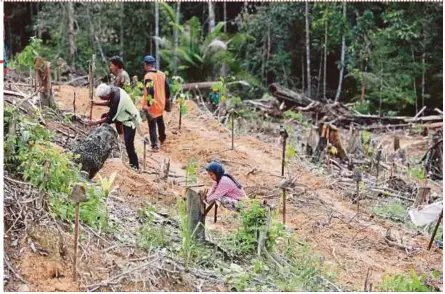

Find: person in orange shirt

[141,55,170,152]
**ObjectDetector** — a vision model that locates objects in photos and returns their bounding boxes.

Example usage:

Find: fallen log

[268,83,314,107]
[405,115,443,123]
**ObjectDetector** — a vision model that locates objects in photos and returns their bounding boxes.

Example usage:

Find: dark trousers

[123,125,139,169]
[148,116,166,148]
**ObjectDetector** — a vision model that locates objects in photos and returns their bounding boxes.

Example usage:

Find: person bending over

[205,162,245,211]
[90,83,142,170]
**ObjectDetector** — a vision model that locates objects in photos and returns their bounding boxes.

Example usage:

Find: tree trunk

[301,55,305,93]
[412,47,418,114]
[379,59,383,116]
[335,2,347,102]
[155,2,160,68]
[174,1,181,74]
[360,72,366,102]
[86,6,107,64]
[323,19,328,99]
[120,2,124,58]
[421,32,426,115]
[221,1,228,77]
[223,1,227,33]
[305,1,311,98]
[68,124,118,180]
[208,1,215,33]
[67,2,76,68]
[316,50,323,99]
[36,2,42,39]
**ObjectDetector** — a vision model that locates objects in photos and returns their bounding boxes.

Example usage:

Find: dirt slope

[46,85,444,290]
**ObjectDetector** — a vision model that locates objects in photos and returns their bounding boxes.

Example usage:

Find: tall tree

[323,18,327,99]
[120,2,124,58]
[208,1,215,33]
[305,1,311,98]
[174,1,181,74]
[335,2,347,102]
[67,2,76,67]
[155,1,160,68]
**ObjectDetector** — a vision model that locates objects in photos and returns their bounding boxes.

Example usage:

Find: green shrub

[227,201,284,255]
[379,270,433,292]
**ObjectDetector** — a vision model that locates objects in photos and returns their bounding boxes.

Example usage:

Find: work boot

[152,145,160,152]
[160,136,166,145]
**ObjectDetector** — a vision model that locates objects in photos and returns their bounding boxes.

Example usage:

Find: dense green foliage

[5,2,442,115]
[4,106,110,229]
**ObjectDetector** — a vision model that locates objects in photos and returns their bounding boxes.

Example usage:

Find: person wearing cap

[90,83,142,170]
[204,162,245,211]
[142,55,171,152]
[109,56,130,88]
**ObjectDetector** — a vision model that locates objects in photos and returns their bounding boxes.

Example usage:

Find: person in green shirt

[207,88,220,112]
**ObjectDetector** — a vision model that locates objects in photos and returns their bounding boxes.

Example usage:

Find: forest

[4,1,443,115]
[3,1,444,293]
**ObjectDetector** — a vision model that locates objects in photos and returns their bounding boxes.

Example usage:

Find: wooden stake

[428,209,443,250]
[73,89,76,116]
[88,60,93,120]
[179,104,182,131]
[282,188,286,224]
[231,112,235,150]
[73,203,80,281]
[281,136,287,177]
[214,203,218,223]
[143,141,147,171]
[364,267,372,291]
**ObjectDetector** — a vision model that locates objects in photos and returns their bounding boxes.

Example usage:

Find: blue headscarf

[205,161,242,189]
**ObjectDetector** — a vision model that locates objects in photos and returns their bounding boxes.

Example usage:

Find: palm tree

[157,3,257,88]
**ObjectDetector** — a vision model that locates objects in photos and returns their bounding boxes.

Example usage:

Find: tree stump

[186,187,206,242]
[414,186,431,208]
[347,125,364,157]
[312,123,348,163]
[67,124,118,179]
[34,57,54,108]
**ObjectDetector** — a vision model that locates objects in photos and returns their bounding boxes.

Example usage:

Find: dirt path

[54,85,442,291]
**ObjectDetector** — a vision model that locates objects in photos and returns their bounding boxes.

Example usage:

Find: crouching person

[205,162,245,211]
[89,83,142,170]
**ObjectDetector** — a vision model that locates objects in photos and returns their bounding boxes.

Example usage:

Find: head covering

[205,161,242,188]
[144,55,156,65]
[96,83,111,98]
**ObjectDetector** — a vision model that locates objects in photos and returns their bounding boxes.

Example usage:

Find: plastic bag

[408,201,443,227]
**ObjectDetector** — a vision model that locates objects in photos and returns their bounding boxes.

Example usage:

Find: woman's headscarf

[205,162,242,189]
